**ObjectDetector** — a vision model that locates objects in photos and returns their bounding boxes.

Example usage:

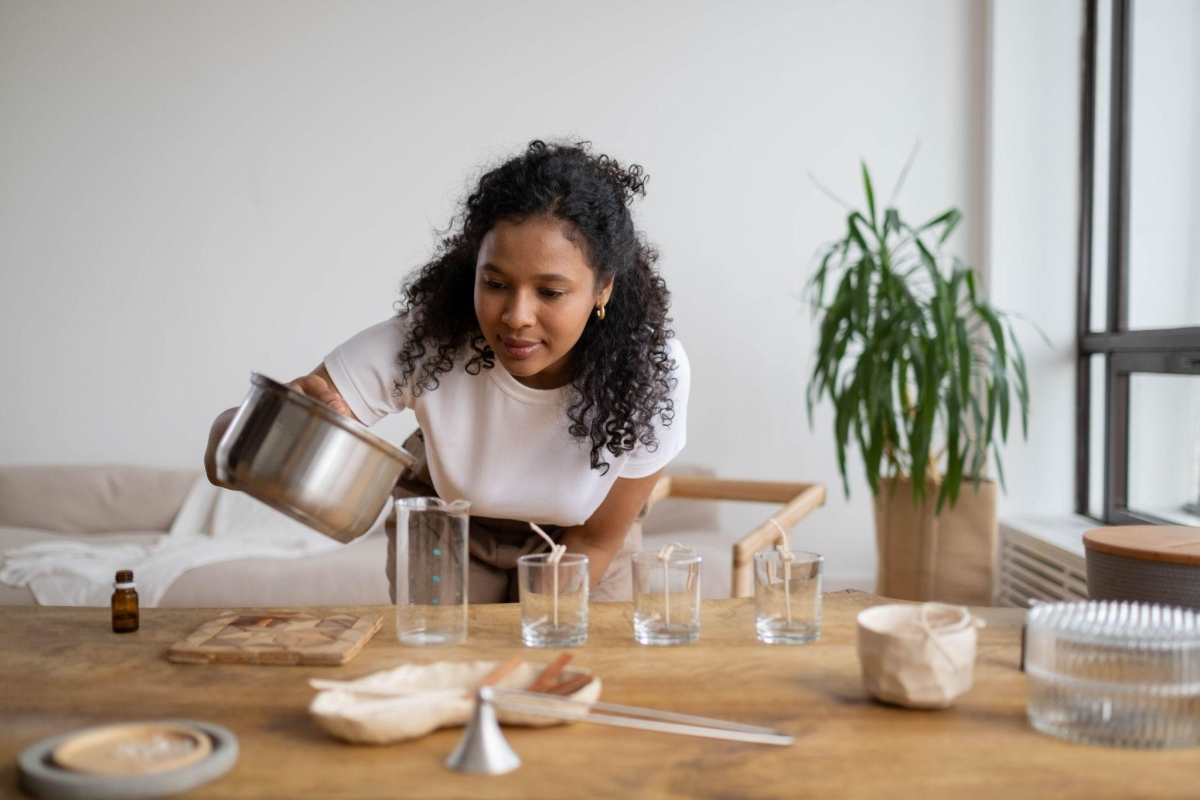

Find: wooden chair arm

[667,476,819,504]
[646,476,827,598]
[649,475,673,508]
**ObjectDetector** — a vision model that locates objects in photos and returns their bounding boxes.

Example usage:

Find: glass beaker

[394,497,469,646]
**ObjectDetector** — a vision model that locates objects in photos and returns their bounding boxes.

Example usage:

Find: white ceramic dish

[309,660,602,744]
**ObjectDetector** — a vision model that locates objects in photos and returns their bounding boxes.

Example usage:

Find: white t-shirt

[324,317,689,526]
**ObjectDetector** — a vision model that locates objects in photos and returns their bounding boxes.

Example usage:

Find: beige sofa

[0,465,728,607]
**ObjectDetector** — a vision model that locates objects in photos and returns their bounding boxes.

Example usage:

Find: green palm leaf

[804,162,1032,509]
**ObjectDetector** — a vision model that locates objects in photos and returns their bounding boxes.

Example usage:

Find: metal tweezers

[486,687,794,746]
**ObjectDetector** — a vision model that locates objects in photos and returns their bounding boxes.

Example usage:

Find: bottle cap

[115,570,133,583]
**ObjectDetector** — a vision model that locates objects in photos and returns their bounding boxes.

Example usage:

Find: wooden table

[3,592,1199,798]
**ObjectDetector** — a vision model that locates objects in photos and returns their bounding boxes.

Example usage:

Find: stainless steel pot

[215,373,416,543]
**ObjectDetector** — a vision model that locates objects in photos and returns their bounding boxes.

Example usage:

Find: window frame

[1076,0,1200,525]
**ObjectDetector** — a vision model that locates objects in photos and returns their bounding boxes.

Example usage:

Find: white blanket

[0,479,386,607]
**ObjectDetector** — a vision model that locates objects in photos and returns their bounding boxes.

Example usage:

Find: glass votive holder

[517,553,589,647]
[632,548,701,645]
[753,550,823,644]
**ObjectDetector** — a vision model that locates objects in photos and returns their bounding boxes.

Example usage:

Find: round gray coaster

[18,720,238,800]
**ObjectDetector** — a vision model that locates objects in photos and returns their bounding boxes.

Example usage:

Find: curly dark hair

[393,139,676,473]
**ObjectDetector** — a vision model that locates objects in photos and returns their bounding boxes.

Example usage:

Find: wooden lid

[1083,526,1200,566]
[52,723,212,776]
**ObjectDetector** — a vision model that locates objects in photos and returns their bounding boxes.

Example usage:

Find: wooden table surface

[3,591,1199,799]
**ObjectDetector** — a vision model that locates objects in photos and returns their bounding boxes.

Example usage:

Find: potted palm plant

[806,162,1030,604]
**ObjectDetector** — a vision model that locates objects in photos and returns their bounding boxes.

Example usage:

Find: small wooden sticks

[527,653,573,693]
[479,656,525,688]
[544,672,594,696]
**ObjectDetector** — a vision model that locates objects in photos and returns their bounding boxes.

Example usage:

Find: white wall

[0,0,988,588]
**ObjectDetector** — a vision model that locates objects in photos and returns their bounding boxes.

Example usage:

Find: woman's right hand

[288,368,355,418]
[205,365,358,488]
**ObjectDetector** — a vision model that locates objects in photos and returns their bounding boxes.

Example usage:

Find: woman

[204,140,689,602]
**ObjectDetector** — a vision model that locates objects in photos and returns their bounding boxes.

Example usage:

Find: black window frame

[1076,0,1200,525]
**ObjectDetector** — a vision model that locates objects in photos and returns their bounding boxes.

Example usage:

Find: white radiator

[996,517,1091,607]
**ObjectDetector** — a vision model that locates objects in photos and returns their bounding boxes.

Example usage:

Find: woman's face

[474,216,613,390]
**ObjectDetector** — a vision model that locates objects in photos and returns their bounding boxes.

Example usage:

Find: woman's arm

[559,469,663,589]
[203,364,359,487]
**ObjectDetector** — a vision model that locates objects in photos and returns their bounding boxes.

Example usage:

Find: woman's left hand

[561,469,664,589]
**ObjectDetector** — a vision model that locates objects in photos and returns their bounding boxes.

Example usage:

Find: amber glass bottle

[111,569,139,633]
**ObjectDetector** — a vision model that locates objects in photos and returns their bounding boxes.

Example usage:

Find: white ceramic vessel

[856,603,982,709]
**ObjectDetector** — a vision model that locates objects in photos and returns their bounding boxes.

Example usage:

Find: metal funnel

[444,687,521,775]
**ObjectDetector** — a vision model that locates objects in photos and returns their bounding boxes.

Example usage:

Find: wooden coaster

[52,722,212,776]
[167,610,383,666]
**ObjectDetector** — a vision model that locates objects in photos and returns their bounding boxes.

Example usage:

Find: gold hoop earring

[595,305,606,321]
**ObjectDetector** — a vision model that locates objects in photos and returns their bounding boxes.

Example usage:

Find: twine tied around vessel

[916,604,983,667]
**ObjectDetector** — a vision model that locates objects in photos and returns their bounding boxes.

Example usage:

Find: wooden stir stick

[545,672,594,696]
[478,655,525,688]
[527,653,573,693]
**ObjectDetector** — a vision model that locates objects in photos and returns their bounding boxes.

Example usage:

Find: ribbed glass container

[1026,601,1200,748]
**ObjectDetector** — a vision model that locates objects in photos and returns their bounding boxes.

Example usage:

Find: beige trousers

[385,430,639,604]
